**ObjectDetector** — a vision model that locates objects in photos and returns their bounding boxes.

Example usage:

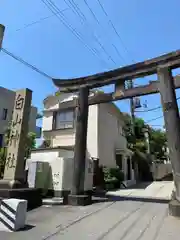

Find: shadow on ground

[107,195,170,204]
[126,182,153,190]
[18,225,35,232]
[161,173,173,181]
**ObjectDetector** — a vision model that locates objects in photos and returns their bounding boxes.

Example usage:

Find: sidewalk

[106,181,174,203]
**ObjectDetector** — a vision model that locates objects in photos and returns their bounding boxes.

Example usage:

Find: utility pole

[158,67,180,217]
[128,79,140,182]
[128,80,135,137]
[0,24,5,50]
[143,127,150,154]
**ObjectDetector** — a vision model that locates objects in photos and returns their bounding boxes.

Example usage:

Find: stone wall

[152,163,172,180]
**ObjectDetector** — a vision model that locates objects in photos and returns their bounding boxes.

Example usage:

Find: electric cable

[41,0,109,67]
[1,48,52,79]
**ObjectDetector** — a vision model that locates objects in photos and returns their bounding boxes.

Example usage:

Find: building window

[117,120,123,135]
[116,154,123,170]
[0,134,3,147]
[2,108,8,120]
[55,110,74,129]
[132,160,135,170]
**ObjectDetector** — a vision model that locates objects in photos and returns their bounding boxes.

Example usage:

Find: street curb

[106,194,170,204]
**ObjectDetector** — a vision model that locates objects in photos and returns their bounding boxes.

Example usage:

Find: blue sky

[1,0,180,130]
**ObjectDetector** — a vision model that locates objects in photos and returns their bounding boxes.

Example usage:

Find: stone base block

[169,199,180,217]
[0,198,27,232]
[68,194,92,206]
[0,188,42,210]
[0,180,28,189]
[42,197,63,206]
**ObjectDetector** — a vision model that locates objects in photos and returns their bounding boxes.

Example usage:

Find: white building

[0,86,40,146]
[40,91,136,187]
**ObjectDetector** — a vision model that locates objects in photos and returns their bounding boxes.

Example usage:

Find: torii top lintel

[53,50,180,93]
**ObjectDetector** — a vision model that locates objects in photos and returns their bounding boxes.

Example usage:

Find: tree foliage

[25,132,36,159]
[149,128,167,159]
[123,113,147,152]
[123,113,167,160]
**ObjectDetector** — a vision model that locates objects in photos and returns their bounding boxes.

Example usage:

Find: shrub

[103,166,124,190]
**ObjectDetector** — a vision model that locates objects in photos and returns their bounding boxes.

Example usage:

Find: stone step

[42,197,63,206]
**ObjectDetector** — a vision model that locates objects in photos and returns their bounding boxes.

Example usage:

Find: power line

[150,124,164,127]
[83,0,101,25]
[64,0,102,57]
[146,115,163,123]
[63,0,84,24]
[69,0,86,21]
[14,7,69,32]
[15,14,55,32]
[146,105,180,123]
[135,106,161,113]
[82,0,125,64]
[65,0,120,65]
[95,0,138,128]
[51,0,120,66]
[135,96,180,113]
[1,48,52,79]
[96,0,135,64]
[41,0,109,67]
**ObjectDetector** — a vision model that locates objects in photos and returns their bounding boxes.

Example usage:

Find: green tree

[123,113,167,159]
[149,128,167,159]
[24,132,36,159]
[123,113,147,152]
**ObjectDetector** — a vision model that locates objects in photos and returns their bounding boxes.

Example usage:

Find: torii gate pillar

[68,86,92,205]
[158,67,180,217]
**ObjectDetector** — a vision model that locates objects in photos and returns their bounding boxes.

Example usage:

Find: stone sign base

[0,188,42,210]
[0,180,28,189]
[169,199,180,217]
[68,194,92,206]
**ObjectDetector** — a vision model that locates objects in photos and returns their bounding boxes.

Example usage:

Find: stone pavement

[1,197,180,239]
[107,181,174,202]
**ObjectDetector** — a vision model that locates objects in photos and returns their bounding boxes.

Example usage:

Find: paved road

[1,198,180,240]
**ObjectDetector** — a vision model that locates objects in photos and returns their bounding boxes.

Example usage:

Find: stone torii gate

[53,50,180,216]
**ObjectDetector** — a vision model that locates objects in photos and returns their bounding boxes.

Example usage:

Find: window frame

[0,134,3,147]
[53,108,75,130]
[2,108,8,120]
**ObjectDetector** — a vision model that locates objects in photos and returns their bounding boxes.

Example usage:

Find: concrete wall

[43,128,76,147]
[123,156,136,187]
[42,111,54,132]
[98,103,127,167]
[87,105,98,158]
[31,148,74,160]
[152,163,172,180]
[28,149,93,194]
[0,86,38,137]
[52,129,76,147]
